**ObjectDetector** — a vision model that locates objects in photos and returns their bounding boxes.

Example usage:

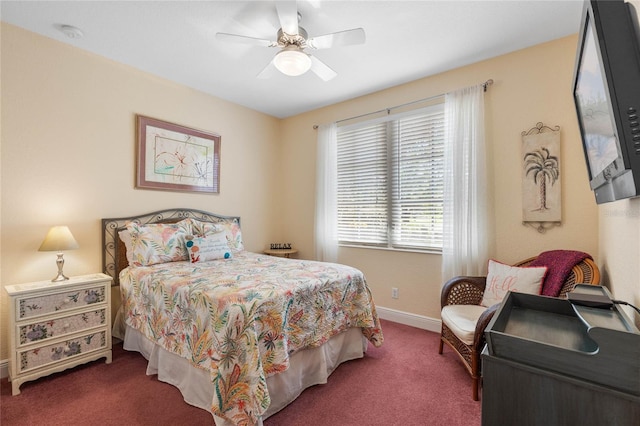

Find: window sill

[338,244,442,256]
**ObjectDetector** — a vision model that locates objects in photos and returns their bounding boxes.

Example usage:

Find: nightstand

[5,273,113,395]
[263,248,298,258]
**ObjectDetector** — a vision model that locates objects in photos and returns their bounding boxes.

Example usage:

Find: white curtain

[441,85,490,282]
[315,123,339,263]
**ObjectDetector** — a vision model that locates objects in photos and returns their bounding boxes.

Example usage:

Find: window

[336,104,444,251]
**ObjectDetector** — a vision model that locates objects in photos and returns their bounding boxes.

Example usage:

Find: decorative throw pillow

[217,219,244,252]
[188,218,221,237]
[125,220,190,266]
[480,260,548,307]
[185,233,233,263]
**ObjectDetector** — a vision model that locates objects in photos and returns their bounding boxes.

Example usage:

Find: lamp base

[51,253,70,282]
[51,273,70,282]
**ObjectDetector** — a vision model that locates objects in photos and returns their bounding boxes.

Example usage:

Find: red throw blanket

[528,250,592,297]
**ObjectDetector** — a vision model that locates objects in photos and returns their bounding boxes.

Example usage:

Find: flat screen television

[573,0,640,204]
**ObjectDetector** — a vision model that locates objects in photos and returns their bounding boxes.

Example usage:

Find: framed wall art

[136,115,221,193]
[521,122,561,232]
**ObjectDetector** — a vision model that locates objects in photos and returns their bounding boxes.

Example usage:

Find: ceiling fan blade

[257,59,277,79]
[310,55,337,81]
[216,32,275,48]
[275,1,299,36]
[308,28,366,50]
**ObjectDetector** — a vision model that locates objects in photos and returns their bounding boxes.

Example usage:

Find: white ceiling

[0,0,584,118]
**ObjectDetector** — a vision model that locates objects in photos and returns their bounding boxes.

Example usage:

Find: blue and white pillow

[185,232,232,263]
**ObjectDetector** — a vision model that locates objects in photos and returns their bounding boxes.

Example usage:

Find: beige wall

[597,1,640,326]
[0,23,283,360]
[599,200,640,325]
[3,23,620,362]
[280,34,600,320]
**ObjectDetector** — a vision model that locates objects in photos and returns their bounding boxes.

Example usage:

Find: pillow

[480,260,548,307]
[185,233,233,263]
[188,218,221,237]
[218,219,244,252]
[126,220,191,266]
[118,229,134,265]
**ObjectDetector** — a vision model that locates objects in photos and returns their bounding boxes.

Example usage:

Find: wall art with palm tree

[521,122,561,223]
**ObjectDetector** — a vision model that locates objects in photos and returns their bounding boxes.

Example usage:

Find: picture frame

[521,122,561,226]
[136,115,221,193]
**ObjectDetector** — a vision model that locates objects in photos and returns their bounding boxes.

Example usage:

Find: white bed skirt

[121,324,367,425]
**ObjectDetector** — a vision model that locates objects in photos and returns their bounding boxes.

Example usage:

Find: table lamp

[38,226,80,282]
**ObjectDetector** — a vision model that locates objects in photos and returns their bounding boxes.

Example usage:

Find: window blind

[337,122,388,245]
[337,104,445,250]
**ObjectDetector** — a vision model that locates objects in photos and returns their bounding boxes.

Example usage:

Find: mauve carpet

[1,320,481,425]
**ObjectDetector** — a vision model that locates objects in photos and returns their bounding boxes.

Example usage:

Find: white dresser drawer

[17,306,108,348]
[12,276,108,321]
[17,329,108,374]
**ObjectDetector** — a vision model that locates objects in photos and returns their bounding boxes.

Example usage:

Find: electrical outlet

[392,287,399,299]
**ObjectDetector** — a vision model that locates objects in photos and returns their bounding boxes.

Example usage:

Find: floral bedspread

[119,252,383,426]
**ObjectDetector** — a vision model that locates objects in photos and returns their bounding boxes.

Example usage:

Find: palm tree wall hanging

[521,122,561,232]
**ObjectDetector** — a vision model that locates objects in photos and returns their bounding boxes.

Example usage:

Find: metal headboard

[101,208,241,286]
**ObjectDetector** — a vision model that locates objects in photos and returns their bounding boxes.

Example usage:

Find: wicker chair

[438,256,600,401]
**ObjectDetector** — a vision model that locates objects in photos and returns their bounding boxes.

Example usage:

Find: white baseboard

[0,308,441,380]
[376,305,441,333]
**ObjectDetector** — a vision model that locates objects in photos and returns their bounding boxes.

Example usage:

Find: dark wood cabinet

[482,349,640,425]
[482,287,640,426]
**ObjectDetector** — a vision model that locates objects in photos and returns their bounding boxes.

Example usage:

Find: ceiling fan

[216,1,365,81]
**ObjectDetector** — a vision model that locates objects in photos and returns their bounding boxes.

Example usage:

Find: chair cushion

[480,259,547,307]
[441,305,489,346]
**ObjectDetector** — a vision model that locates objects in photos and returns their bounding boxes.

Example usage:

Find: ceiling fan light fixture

[273,46,311,76]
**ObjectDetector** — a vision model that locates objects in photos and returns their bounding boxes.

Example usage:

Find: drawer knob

[63,323,70,329]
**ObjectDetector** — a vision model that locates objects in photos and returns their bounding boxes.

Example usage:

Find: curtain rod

[313,78,493,129]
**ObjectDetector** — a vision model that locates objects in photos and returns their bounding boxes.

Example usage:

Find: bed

[102,208,383,426]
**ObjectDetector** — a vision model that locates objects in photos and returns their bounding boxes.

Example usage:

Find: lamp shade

[38,226,80,252]
[273,46,312,77]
